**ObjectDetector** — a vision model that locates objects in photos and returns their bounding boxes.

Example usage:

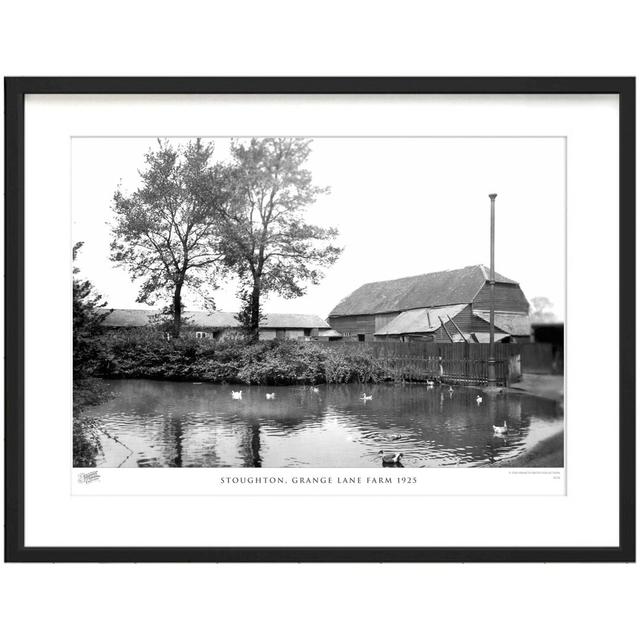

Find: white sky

[72,136,565,320]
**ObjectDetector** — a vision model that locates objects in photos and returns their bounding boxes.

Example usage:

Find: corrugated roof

[473,311,531,336]
[374,304,467,335]
[329,265,518,316]
[319,328,342,338]
[102,309,329,329]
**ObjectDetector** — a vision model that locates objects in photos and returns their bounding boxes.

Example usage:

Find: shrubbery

[73,416,102,468]
[73,378,114,467]
[74,330,389,465]
[95,329,390,385]
[74,243,113,466]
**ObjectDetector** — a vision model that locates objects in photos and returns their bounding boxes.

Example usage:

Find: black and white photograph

[73,135,565,470]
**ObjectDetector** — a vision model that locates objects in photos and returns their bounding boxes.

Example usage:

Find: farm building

[328,264,532,343]
[257,314,333,341]
[102,309,332,341]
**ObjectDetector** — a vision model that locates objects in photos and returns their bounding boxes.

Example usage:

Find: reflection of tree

[98,380,561,468]
[232,391,324,436]
[163,415,184,467]
[238,418,262,467]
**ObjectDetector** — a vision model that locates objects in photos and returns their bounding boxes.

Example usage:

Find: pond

[83,379,564,468]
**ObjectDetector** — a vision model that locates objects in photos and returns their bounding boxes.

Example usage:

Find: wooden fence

[318,341,559,385]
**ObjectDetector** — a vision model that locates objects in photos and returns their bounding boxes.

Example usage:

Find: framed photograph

[5,77,635,562]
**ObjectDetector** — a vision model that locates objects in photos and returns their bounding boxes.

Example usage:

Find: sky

[72,136,565,320]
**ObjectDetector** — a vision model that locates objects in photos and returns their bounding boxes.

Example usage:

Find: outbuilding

[103,309,331,341]
[328,264,532,343]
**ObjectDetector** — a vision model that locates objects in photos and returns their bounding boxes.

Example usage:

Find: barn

[327,265,531,343]
[103,309,331,341]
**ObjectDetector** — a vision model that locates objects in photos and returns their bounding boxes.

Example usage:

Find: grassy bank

[510,373,564,405]
[73,378,113,467]
[491,431,564,468]
[95,331,391,385]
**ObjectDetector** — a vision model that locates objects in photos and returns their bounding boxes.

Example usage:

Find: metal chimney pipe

[487,194,498,387]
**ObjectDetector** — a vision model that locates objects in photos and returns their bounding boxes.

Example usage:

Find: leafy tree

[216,137,342,337]
[73,242,109,378]
[529,296,557,323]
[110,139,226,337]
[73,241,111,467]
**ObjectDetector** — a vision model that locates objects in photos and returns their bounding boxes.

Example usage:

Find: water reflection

[83,380,564,468]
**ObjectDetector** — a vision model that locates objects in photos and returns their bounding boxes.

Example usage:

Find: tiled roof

[259,314,330,329]
[329,265,518,316]
[102,309,329,330]
[102,309,239,328]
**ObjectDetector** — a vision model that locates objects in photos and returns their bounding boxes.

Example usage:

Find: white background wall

[1,2,638,639]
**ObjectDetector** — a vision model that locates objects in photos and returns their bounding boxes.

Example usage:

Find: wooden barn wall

[374,312,400,332]
[431,305,484,341]
[464,312,518,335]
[330,297,530,342]
[473,283,530,313]
[328,314,376,337]
[330,307,484,341]
[433,312,531,343]
[441,305,473,333]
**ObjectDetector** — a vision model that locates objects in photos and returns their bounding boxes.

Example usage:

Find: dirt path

[509,373,564,404]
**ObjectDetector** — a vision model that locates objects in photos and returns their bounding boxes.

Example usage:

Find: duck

[448,386,454,394]
[379,450,404,466]
[426,380,435,387]
[231,390,243,400]
[476,395,483,406]
[361,393,373,401]
[311,387,320,393]
[265,393,275,400]
[493,420,508,435]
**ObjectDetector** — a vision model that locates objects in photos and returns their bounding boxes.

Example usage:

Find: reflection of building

[328,265,531,343]
[103,309,331,341]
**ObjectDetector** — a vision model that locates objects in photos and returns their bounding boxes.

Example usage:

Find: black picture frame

[4,77,635,563]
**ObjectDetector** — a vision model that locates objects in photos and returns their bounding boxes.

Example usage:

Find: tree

[110,139,226,337]
[73,242,112,467]
[73,242,109,378]
[529,296,557,323]
[217,137,342,337]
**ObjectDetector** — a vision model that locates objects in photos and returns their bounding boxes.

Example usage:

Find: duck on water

[379,451,404,467]
[493,420,508,435]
